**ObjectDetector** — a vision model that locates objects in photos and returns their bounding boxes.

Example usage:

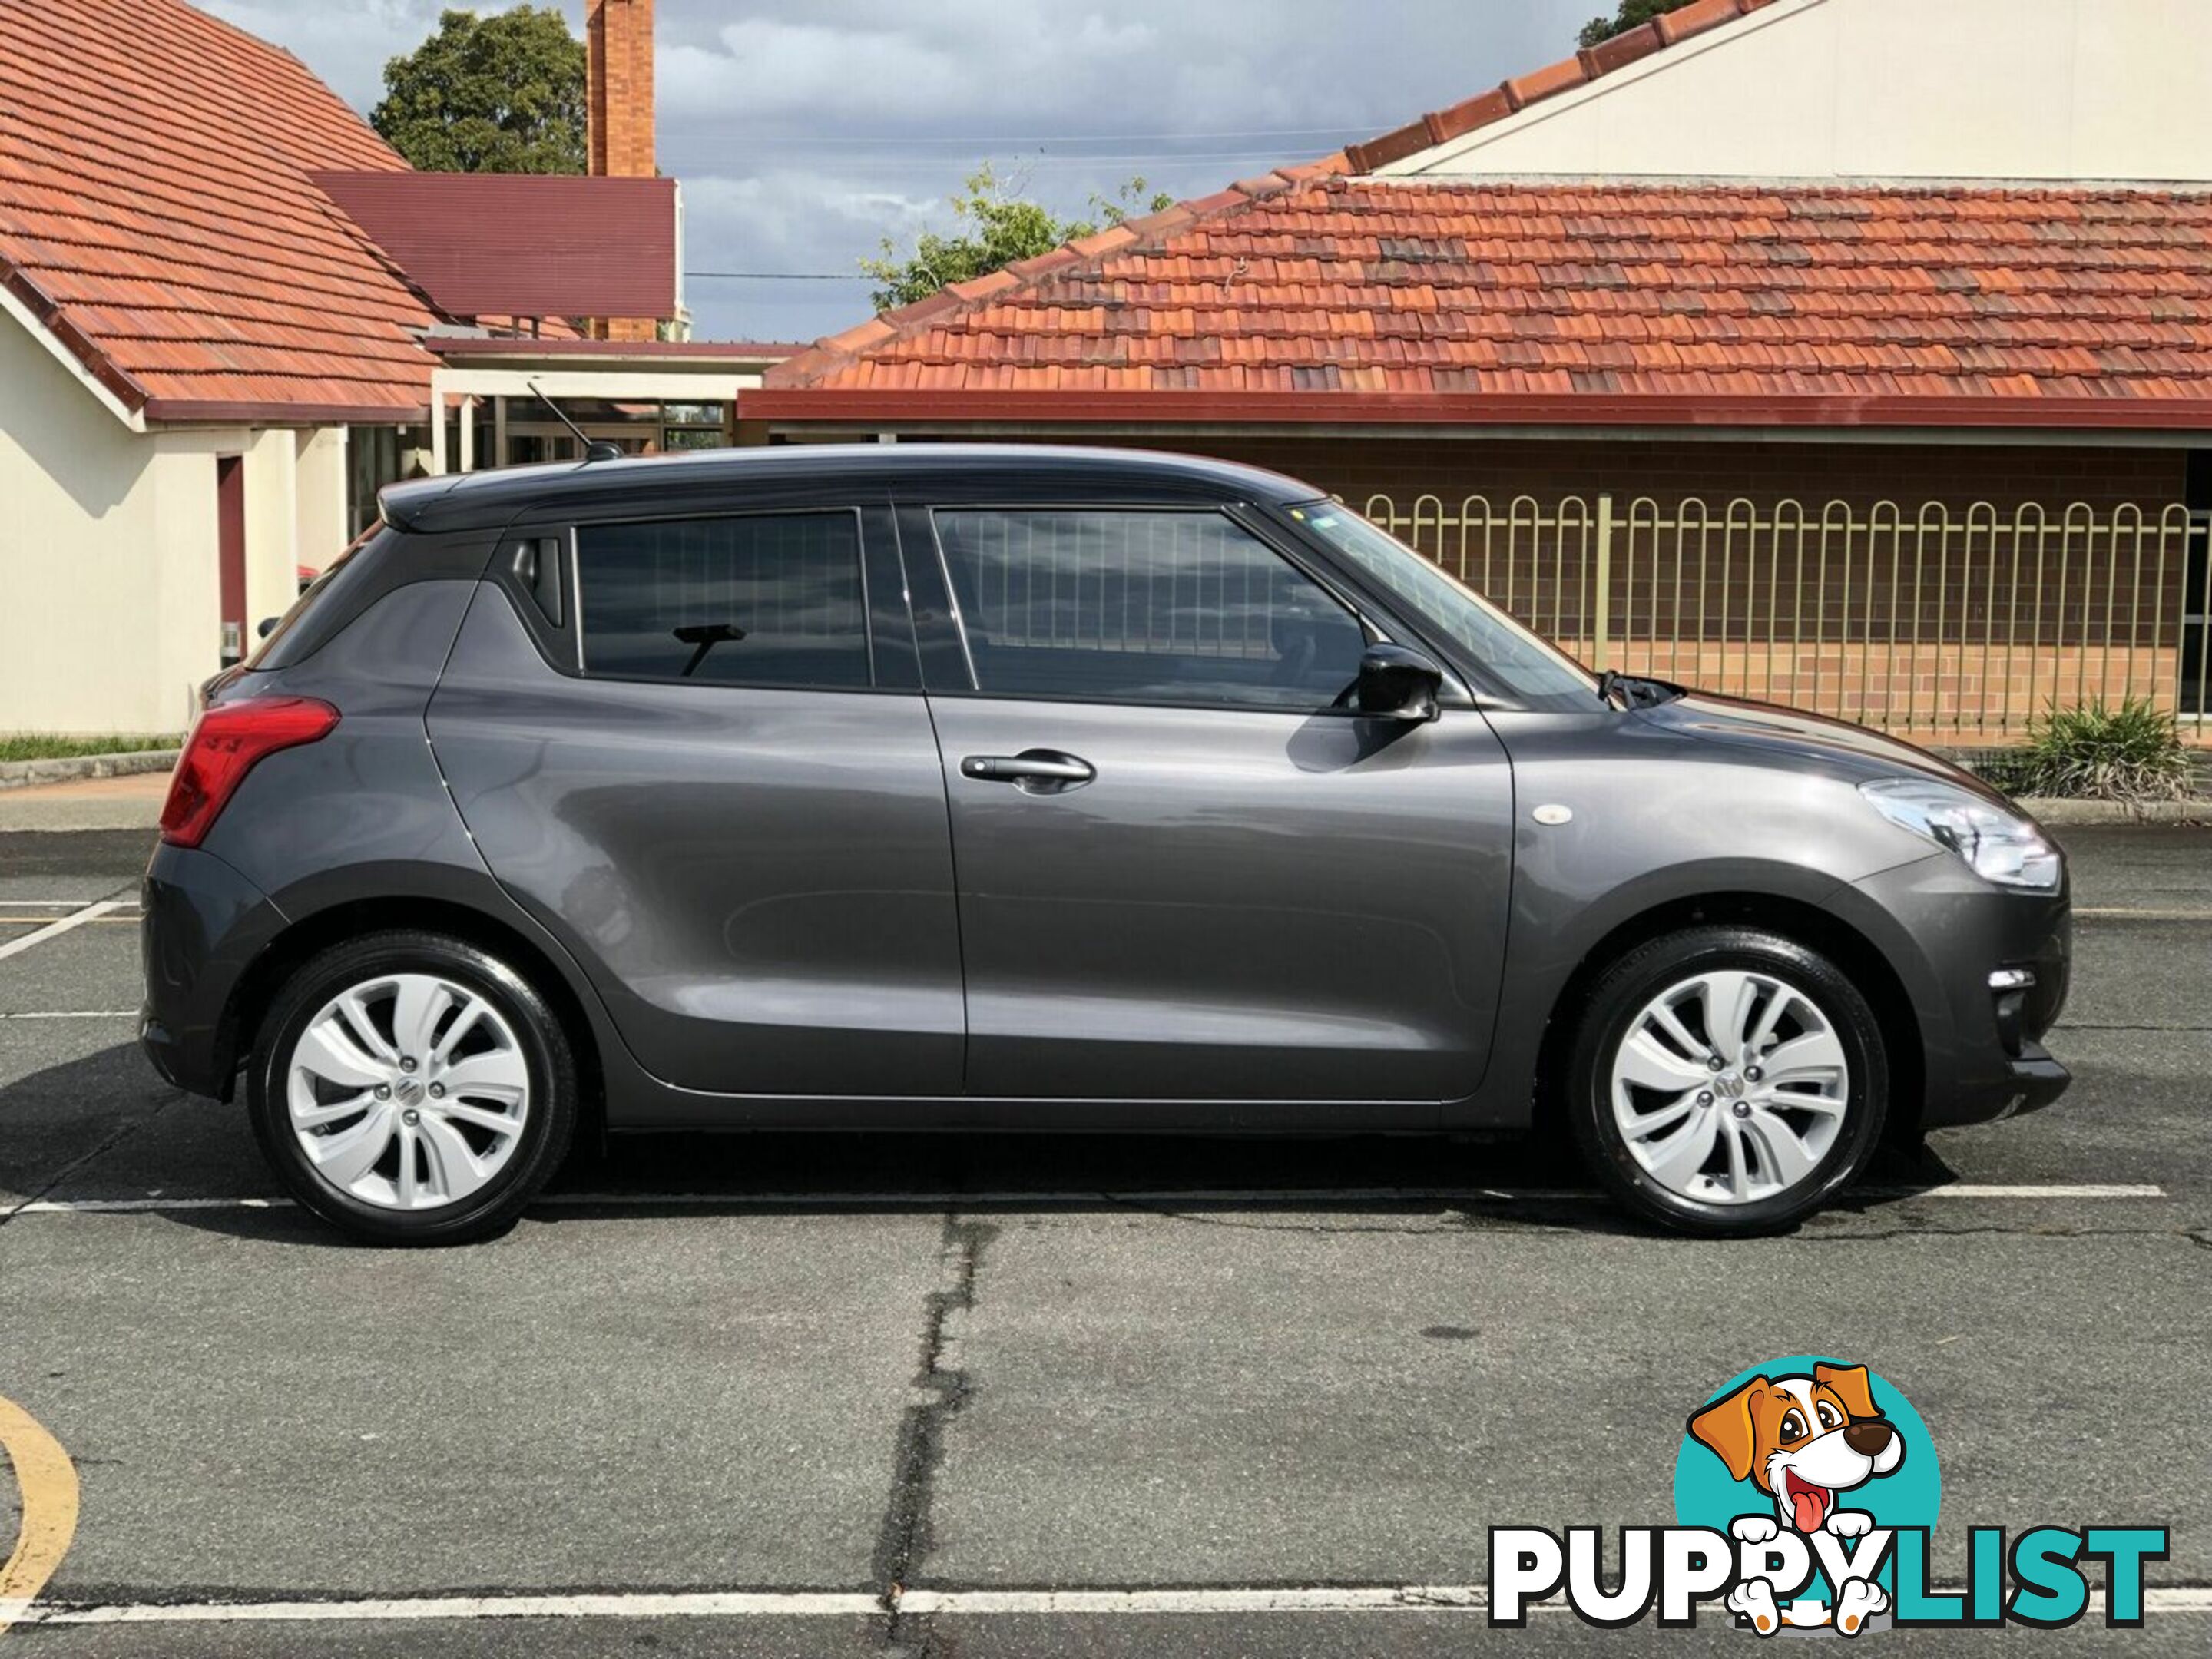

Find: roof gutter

[743,388,2212,434]
[141,399,435,427]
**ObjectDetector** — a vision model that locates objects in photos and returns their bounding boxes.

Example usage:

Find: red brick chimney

[586,0,657,340]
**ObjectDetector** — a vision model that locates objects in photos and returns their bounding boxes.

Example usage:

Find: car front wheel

[247,931,578,1245]
[1565,926,1888,1236]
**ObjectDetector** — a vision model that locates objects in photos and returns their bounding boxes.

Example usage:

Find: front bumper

[141,843,288,1100]
[1823,852,2071,1130]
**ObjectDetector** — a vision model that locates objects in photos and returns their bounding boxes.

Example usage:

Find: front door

[912,505,1515,1108]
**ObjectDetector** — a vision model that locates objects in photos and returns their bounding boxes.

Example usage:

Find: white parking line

[19,1584,2210,1627]
[902,1588,1490,1614]
[2075,906,2212,921]
[0,901,123,963]
[1881,1183,2167,1200]
[0,1011,137,1021]
[23,1591,882,1626]
[5,1182,2167,1216]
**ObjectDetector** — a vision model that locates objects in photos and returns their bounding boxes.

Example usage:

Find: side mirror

[1353,642,1443,723]
[257,616,280,640]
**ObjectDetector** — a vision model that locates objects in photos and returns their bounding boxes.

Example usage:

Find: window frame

[917,501,1455,717]
[561,503,889,694]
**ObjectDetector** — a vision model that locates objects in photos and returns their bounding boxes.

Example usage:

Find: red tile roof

[0,0,439,422]
[756,180,2212,431]
[760,0,2212,432]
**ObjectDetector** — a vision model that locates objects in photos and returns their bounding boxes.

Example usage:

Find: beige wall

[0,315,338,733]
[1391,0,2212,184]
[294,427,349,581]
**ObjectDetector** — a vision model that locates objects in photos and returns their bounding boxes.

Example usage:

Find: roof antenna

[528,380,623,463]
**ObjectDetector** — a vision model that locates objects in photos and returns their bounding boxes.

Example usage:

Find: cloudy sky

[197,1,1598,344]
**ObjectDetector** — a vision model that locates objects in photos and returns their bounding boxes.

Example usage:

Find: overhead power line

[677,125,1371,147]
[673,151,1325,172]
[685,271,873,281]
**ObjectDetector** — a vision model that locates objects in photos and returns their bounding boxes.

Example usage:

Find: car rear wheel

[1565,926,1887,1236]
[247,931,577,1245]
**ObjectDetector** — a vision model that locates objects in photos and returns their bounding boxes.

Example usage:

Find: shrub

[0,733,179,763]
[2008,698,2197,802]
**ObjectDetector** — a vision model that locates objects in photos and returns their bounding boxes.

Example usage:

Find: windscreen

[1286,502,1596,709]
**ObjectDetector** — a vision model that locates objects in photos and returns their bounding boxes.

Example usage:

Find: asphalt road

[0,824,2206,1656]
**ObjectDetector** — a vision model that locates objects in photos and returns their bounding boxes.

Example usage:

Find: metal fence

[1363,492,2212,740]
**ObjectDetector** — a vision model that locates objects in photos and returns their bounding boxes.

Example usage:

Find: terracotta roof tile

[0,0,435,419]
[760,181,2212,426]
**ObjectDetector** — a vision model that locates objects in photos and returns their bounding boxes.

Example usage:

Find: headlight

[1859,780,2061,891]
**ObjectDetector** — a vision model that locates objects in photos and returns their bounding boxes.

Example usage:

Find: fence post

[1591,492,1615,671]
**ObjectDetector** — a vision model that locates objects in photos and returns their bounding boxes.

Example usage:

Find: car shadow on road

[2,1039,1970,1250]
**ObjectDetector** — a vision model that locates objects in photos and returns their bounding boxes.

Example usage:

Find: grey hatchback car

[141,445,2070,1244]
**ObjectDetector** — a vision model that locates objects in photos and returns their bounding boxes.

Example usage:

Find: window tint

[576,512,870,687]
[934,510,1366,710]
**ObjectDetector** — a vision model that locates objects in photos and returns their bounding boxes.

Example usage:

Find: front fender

[1454,708,1926,1127]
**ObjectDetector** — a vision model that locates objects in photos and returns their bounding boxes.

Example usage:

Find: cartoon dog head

[1688,1363,1905,1533]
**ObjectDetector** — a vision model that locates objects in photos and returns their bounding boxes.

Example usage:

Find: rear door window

[931,508,1366,710]
[575,511,872,688]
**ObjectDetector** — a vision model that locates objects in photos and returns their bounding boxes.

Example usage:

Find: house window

[576,512,872,688]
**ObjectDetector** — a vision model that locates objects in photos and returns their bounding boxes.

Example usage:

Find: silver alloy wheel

[285,972,531,1212]
[1608,969,1849,1206]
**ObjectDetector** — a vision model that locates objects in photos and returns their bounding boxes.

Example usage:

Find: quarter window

[933,509,1366,710]
[575,512,870,687]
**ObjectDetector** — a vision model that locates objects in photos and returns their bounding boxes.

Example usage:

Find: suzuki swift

[141,446,2070,1243]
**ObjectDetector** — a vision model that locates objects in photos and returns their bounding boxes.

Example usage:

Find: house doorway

[217,454,246,666]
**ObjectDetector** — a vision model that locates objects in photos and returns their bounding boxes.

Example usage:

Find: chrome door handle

[960,750,1096,792]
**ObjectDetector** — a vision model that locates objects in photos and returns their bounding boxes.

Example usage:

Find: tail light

[160,695,339,849]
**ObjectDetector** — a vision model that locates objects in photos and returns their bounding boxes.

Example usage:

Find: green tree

[862,166,1174,313]
[1578,0,1699,48]
[371,7,586,174]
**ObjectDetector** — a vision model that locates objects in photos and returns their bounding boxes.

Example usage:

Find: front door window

[933,508,1366,710]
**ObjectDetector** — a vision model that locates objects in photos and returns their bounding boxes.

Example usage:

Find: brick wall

[1111,435,2186,518]
[586,0,657,343]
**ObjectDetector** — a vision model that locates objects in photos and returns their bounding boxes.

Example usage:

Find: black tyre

[1565,926,1888,1237]
[247,930,578,1245]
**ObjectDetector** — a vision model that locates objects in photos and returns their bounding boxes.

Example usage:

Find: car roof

[378,443,1326,535]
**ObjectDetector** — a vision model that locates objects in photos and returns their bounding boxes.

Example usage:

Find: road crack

[874,1210,995,1656]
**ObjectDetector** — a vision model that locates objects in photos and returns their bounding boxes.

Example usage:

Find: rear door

[907,502,1515,1111]
[428,498,965,1098]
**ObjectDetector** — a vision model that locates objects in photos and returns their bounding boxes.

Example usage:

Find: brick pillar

[586,0,657,341]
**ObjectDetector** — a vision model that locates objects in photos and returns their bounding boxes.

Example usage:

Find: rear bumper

[140,843,287,1101]
[1824,852,2071,1130]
